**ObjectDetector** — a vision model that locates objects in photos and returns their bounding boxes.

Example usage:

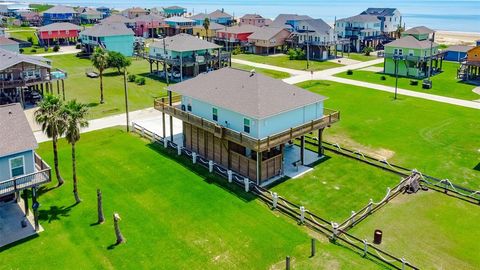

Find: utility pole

[427,32,435,83]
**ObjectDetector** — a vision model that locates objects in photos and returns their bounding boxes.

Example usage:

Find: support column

[317,129,324,157]
[300,136,305,165]
[256,151,262,185]
[32,187,40,232]
[56,80,60,95]
[23,190,29,216]
[168,91,173,142]
[61,79,65,101]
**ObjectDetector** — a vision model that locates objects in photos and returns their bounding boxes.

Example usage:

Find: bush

[19,48,24,53]
[135,77,146,85]
[27,37,34,44]
[410,80,419,86]
[232,45,242,55]
[31,48,37,53]
[128,74,136,82]
[44,46,49,52]
[380,76,386,80]
[346,70,353,75]
[53,45,60,52]
[287,48,306,60]
[362,46,374,56]
[75,44,81,49]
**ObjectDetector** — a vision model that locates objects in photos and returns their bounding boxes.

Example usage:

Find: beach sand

[436,31,480,46]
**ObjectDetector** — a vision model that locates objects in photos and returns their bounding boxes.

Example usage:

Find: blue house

[42,5,79,25]
[208,9,233,26]
[156,68,340,184]
[0,103,51,243]
[444,45,473,62]
[96,6,111,19]
[80,23,135,56]
[163,6,187,17]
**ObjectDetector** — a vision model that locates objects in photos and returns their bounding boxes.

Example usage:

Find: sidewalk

[231,58,308,75]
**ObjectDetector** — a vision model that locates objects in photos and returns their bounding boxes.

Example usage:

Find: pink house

[134,14,166,37]
[240,14,271,27]
[216,24,260,43]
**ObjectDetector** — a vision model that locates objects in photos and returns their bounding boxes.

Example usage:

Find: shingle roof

[217,24,261,34]
[80,23,134,37]
[301,19,332,34]
[337,14,380,23]
[445,45,474,53]
[192,22,224,31]
[38,22,82,32]
[0,103,38,157]
[241,14,265,20]
[43,5,77,14]
[134,13,164,22]
[404,26,435,35]
[0,48,51,71]
[0,37,19,46]
[362,8,398,17]
[208,9,232,19]
[150,33,221,52]
[189,12,208,20]
[169,68,326,119]
[82,8,102,16]
[270,14,313,28]
[385,35,437,49]
[100,14,134,24]
[248,27,288,41]
[165,16,194,23]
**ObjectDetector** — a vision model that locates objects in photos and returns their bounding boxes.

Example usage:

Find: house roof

[192,22,224,31]
[189,12,208,20]
[100,14,134,24]
[337,14,380,23]
[150,33,221,52]
[0,103,38,156]
[82,8,102,16]
[80,23,134,37]
[169,68,326,119]
[0,37,19,46]
[241,14,265,20]
[385,35,438,49]
[270,14,313,28]
[248,27,288,41]
[217,24,261,34]
[208,9,232,19]
[43,5,77,14]
[362,8,398,17]
[0,48,51,71]
[445,45,474,53]
[301,19,332,34]
[134,13,164,22]
[404,26,434,35]
[38,22,82,32]
[164,6,186,10]
[165,16,194,23]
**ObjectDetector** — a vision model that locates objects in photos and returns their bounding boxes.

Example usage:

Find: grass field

[350,191,480,269]
[231,63,291,79]
[233,54,342,71]
[345,53,377,62]
[336,61,479,101]
[8,29,38,45]
[47,54,168,119]
[298,80,480,189]
[0,128,386,270]
[270,151,401,222]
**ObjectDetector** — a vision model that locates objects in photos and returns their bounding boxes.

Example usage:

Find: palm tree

[91,47,109,104]
[35,94,66,186]
[203,17,210,40]
[63,100,89,203]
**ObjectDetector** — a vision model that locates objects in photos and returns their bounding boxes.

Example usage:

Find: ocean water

[30,0,480,32]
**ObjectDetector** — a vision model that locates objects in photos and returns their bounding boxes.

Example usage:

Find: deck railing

[0,153,51,196]
[154,98,340,152]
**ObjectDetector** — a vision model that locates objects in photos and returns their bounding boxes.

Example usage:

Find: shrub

[44,46,49,52]
[287,48,306,60]
[135,77,146,85]
[27,37,34,44]
[31,48,37,53]
[410,80,419,86]
[362,46,374,56]
[53,45,60,52]
[232,45,242,55]
[380,76,386,80]
[346,70,353,75]
[19,48,24,53]
[128,74,136,82]
[75,44,81,49]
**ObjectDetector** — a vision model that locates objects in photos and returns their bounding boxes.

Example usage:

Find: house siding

[0,150,35,182]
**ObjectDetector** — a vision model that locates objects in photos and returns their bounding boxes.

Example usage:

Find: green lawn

[0,128,386,269]
[299,80,480,189]
[345,53,377,62]
[337,61,479,101]
[350,191,480,269]
[232,63,291,79]
[8,30,38,45]
[47,54,168,119]
[270,151,401,222]
[233,54,342,71]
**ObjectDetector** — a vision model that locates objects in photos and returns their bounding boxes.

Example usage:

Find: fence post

[401,258,406,270]
[163,137,168,148]
[227,170,233,183]
[131,122,135,132]
[272,192,278,209]
[363,239,368,257]
[177,145,182,155]
[311,238,316,257]
[285,256,290,270]
[299,206,305,224]
[331,222,338,243]
[350,210,356,226]
[368,199,373,212]
[141,127,145,138]
[209,161,214,173]
[192,152,197,164]
[244,178,249,192]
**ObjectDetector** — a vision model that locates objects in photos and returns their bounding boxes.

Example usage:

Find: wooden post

[168,91,173,142]
[311,238,316,257]
[97,189,105,224]
[61,80,65,101]
[300,135,305,165]
[31,187,39,232]
[286,256,291,270]
[317,129,324,157]
[56,80,60,95]
[256,151,262,185]
[23,190,29,217]
[113,213,126,244]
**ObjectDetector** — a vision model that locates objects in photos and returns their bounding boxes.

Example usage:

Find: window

[10,156,25,177]
[408,50,414,56]
[394,48,403,56]
[187,104,192,111]
[243,118,251,133]
[212,107,218,121]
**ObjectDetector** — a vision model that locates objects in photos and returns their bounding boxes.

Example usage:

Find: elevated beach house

[294,18,339,60]
[155,68,339,184]
[0,103,51,247]
[270,14,312,31]
[121,7,149,19]
[96,6,111,19]
[383,26,444,78]
[247,27,291,54]
[42,5,79,25]
[240,14,271,27]
[458,41,480,81]
[37,22,82,46]
[99,14,135,28]
[145,33,230,81]
[192,21,224,41]
[215,24,261,51]
[207,9,234,26]
[79,23,135,56]
[164,16,195,36]
[162,6,187,18]
[79,8,103,24]
[134,14,166,38]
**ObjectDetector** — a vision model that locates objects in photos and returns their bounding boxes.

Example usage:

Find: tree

[362,46,374,56]
[114,213,125,244]
[91,47,109,104]
[63,100,89,203]
[34,94,66,186]
[107,51,131,74]
[203,17,210,40]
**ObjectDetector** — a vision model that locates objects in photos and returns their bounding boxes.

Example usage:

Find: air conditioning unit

[213,124,223,138]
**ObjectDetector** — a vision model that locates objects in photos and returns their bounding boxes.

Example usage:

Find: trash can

[373,229,383,244]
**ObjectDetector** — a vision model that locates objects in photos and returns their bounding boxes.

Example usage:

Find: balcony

[137,52,231,66]
[0,153,51,197]
[154,97,340,152]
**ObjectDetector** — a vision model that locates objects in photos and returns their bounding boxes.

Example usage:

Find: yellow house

[193,22,225,40]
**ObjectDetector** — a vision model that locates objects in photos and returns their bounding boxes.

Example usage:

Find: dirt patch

[326,134,396,160]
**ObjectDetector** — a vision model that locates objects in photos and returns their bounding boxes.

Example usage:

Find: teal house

[383,26,444,78]
[163,6,187,17]
[79,23,135,56]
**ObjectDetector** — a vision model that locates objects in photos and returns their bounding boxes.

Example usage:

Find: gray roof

[165,16,194,23]
[0,48,51,71]
[43,5,77,14]
[217,24,261,34]
[362,8,399,17]
[241,14,265,20]
[0,37,19,46]
[270,14,313,28]
[0,103,38,156]
[208,9,232,19]
[301,19,332,34]
[100,14,134,24]
[82,8,102,16]
[150,33,220,52]
[192,22,224,30]
[80,23,134,37]
[134,13,165,22]
[169,68,326,119]
[338,14,380,23]
[404,26,435,35]
[385,35,438,49]
[248,27,288,41]
[38,22,82,32]
[445,45,474,53]
[189,12,208,20]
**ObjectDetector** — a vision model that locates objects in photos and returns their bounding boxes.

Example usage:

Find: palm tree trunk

[97,189,105,224]
[72,143,81,203]
[123,70,129,132]
[53,136,64,187]
[100,70,104,104]
[114,213,125,244]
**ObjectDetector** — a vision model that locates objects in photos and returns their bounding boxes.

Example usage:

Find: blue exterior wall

[182,96,324,139]
[80,34,134,56]
[444,51,467,62]
[43,13,76,25]
[0,150,35,182]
